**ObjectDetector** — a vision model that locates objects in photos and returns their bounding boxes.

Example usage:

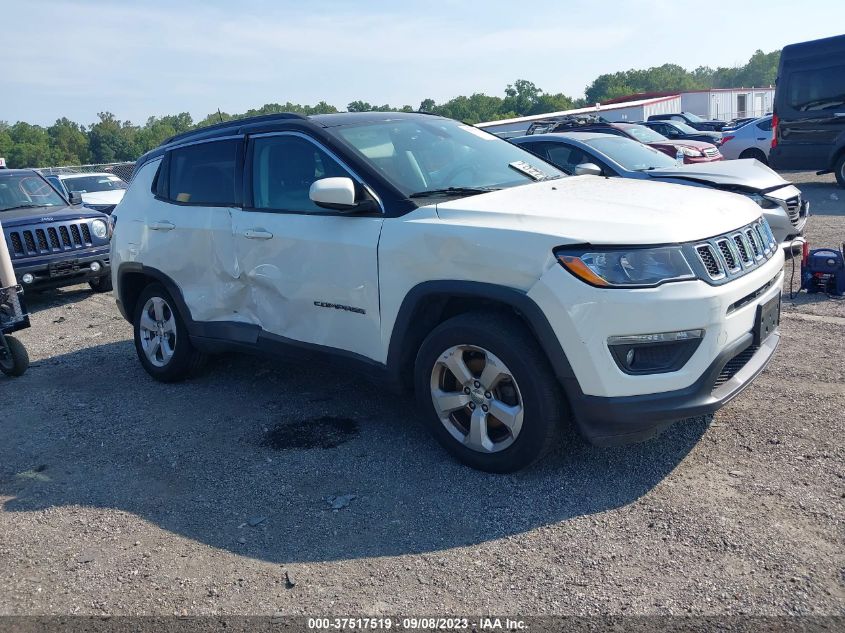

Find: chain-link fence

[37,161,136,183]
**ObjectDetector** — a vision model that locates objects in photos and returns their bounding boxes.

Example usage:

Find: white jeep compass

[111,112,784,472]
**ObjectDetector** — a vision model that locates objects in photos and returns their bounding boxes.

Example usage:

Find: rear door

[230,131,384,359]
[136,138,244,324]
[774,61,845,169]
[754,117,773,156]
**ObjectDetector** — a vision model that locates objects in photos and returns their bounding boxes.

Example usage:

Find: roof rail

[160,112,307,147]
[526,114,612,135]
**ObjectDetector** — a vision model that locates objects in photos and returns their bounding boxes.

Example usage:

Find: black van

[770,34,845,187]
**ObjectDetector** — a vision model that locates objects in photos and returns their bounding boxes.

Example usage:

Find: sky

[1,0,843,127]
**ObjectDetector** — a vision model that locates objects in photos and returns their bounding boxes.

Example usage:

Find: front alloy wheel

[430,345,524,453]
[415,312,565,473]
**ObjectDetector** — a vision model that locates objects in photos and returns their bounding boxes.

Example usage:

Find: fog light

[21,273,34,284]
[608,329,705,375]
[90,261,101,273]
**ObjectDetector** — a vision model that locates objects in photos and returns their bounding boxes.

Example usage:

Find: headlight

[91,219,108,239]
[747,193,778,209]
[556,246,696,288]
[679,146,703,157]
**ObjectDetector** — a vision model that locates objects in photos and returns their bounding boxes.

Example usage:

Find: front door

[231,132,384,360]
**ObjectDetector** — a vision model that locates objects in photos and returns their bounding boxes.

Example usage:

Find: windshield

[0,173,67,211]
[584,136,677,171]
[683,112,704,122]
[62,174,127,193]
[625,125,668,143]
[331,118,565,197]
[670,121,699,134]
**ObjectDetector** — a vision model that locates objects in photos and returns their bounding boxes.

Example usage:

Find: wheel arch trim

[386,280,578,386]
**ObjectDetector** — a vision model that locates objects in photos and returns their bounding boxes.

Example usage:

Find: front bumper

[527,253,784,445]
[14,248,111,290]
[565,331,779,445]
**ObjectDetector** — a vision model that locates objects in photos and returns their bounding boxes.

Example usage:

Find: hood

[0,205,107,229]
[644,158,790,191]
[80,190,125,205]
[433,176,762,245]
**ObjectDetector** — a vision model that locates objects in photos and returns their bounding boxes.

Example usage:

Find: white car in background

[719,116,773,164]
[56,172,127,214]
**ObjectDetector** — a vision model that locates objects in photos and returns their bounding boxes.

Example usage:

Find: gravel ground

[1,172,843,617]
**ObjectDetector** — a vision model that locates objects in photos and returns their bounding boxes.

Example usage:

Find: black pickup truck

[0,167,112,292]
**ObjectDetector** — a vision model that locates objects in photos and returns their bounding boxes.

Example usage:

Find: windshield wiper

[409,186,500,199]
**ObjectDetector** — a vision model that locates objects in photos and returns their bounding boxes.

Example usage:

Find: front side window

[331,118,564,197]
[0,173,66,211]
[250,135,350,213]
[167,139,239,206]
[584,136,677,171]
[786,64,845,111]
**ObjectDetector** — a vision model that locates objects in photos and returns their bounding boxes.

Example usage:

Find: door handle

[757,138,767,140]
[243,229,273,240]
[834,112,845,117]
[149,221,175,231]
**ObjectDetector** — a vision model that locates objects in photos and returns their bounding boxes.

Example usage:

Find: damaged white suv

[112,112,784,472]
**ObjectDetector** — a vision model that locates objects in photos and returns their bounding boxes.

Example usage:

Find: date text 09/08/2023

[307,617,528,630]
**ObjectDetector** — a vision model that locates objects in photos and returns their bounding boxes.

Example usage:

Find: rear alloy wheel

[133,283,205,382]
[834,153,845,189]
[415,312,565,473]
[0,335,29,377]
[88,275,113,293]
[739,148,768,165]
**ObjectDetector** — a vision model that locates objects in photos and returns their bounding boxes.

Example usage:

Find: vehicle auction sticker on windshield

[508,160,551,181]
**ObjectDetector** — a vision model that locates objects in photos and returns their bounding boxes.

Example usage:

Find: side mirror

[574,163,602,176]
[69,191,83,205]
[309,177,357,210]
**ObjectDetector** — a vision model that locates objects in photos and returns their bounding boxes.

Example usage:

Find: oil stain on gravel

[264,416,359,450]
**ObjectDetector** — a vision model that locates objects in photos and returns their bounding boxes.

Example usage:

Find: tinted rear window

[167,140,240,205]
[785,64,845,111]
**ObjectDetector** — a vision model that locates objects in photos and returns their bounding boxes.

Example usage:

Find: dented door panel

[231,210,383,358]
[114,158,247,324]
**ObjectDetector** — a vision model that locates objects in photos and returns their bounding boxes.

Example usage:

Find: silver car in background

[512,131,808,249]
[719,116,773,164]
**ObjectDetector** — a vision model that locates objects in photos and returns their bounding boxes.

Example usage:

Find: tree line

[0,49,779,169]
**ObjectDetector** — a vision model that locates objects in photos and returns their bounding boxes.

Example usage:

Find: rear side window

[756,118,773,132]
[785,64,845,111]
[166,140,240,205]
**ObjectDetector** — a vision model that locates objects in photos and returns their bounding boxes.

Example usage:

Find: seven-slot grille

[694,219,777,282]
[784,195,802,226]
[4,220,95,260]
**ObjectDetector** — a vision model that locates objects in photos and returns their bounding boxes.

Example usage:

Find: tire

[133,283,205,382]
[0,335,30,377]
[414,311,566,473]
[88,275,113,293]
[835,153,845,189]
[739,148,768,165]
